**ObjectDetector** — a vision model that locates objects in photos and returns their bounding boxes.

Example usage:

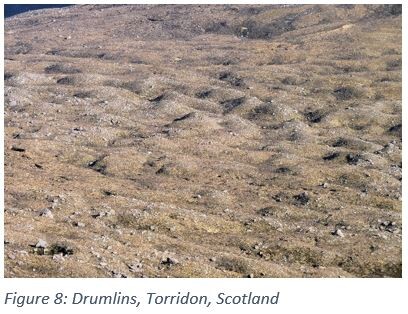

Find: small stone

[91,251,101,258]
[346,153,362,165]
[74,222,85,228]
[39,208,53,218]
[333,229,345,238]
[112,271,127,278]
[50,244,74,256]
[272,194,283,202]
[308,226,316,233]
[52,254,65,262]
[91,211,105,218]
[240,27,249,37]
[161,257,179,266]
[35,239,48,248]
[294,192,310,205]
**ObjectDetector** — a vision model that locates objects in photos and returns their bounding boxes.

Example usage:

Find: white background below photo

[0,278,405,313]
[0,0,406,313]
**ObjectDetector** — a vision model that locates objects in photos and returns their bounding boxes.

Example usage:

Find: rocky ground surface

[4,4,402,277]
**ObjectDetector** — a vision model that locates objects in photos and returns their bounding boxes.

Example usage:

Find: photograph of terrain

[4,4,402,278]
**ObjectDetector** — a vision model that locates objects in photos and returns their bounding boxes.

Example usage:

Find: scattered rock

[50,244,74,256]
[346,153,362,165]
[332,229,345,237]
[161,257,179,266]
[35,239,48,248]
[378,220,399,233]
[293,192,310,206]
[258,206,275,217]
[91,209,115,218]
[112,271,127,278]
[240,27,249,37]
[91,249,101,258]
[39,208,53,218]
[87,157,107,174]
[335,221,350,230]
[375,141,397,155]
[52,254,65,262]
[272,193,285,202]
[379,234,388,240]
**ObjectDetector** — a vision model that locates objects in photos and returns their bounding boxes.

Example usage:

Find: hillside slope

[4,4,402,277]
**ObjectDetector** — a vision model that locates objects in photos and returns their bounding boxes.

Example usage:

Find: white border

[1,1,406,313]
